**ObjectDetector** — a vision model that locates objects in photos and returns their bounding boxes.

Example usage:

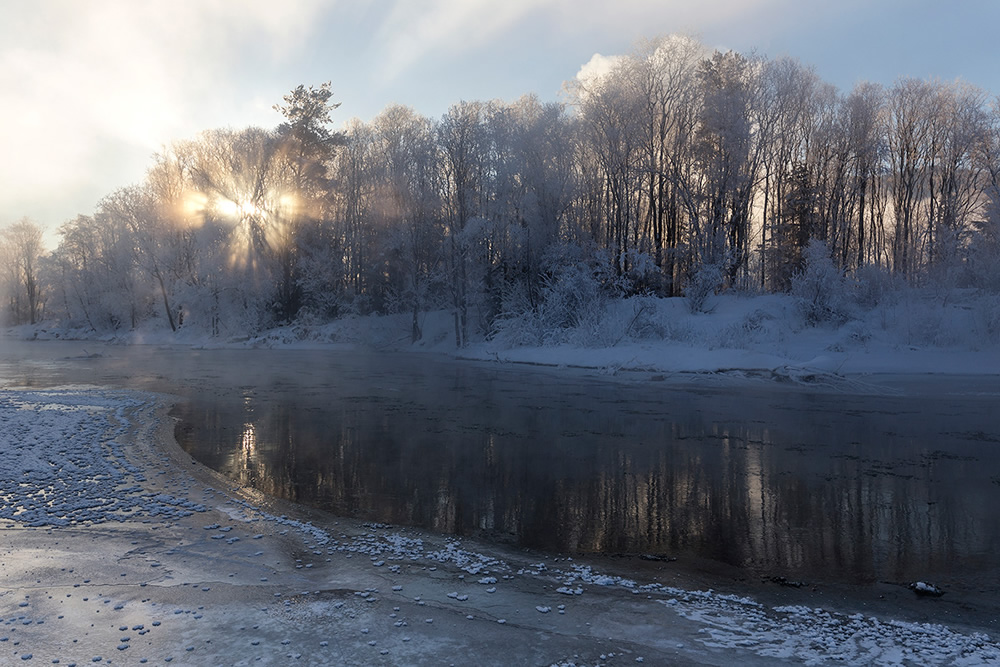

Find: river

[2,339,998,591]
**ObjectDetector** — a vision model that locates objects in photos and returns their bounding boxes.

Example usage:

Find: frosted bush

[964,232,1000,292]
[621,297,669,339]
[791,240,852,325]
[714,309,773,349]
[570,297,698,346]
[488,244,625,348]
[970,294,1000,346]
[685,261,724,314]
[894,292,960,347]
[852,263,898,310]
[538,262,605,333]
[489,282,544,348]
[622,249,660,294]
[563,308,624,348]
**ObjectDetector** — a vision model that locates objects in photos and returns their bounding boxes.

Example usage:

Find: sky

[2,0,999,245]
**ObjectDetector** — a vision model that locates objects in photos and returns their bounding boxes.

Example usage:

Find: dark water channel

[3,340,999,588]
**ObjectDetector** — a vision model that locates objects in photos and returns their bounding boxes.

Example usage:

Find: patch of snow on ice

[668,598,1000,665]
[0,390,205,527]
[553,561,1000,665]
[425,539,509,575]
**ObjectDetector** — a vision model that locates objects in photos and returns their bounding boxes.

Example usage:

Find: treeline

[4,34,1000,343]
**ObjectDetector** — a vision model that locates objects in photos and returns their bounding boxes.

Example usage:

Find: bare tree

[887,78,937,278]
[925,81,989,278]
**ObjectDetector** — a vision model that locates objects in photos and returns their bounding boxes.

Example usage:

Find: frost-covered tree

[574,57,646,278]
[368,104,444,340]
[628,35,705,294]
[273,82,344,321]
[439,100,489,346]
[688,50,766,287]
[924,81,989,280]
[0,218,45,325]
[48,207,142,331]
[886,78,937,279]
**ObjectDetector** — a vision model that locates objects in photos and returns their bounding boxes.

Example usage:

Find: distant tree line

[4,35,1000,342]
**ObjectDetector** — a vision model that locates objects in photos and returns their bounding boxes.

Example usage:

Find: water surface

[2,339,998,589]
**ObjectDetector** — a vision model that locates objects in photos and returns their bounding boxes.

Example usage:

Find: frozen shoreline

[12,291,1000,390]
[2,388,1000,665]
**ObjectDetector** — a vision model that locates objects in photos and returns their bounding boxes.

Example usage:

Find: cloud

[371,0,546,84]
[0,0,327,228]
[548,0,786,35]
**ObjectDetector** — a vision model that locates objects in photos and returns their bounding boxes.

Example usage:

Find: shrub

[791,240,852,325]
[685,261,724,314]
[852,263,898,310]
[488,243,624,348]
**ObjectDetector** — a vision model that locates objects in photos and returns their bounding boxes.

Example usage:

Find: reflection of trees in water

[175,391,999,584]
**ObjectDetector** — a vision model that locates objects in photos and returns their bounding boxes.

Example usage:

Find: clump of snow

[223,497,333,545]
[909,581,945,597]
[425,539,508,575]
[559,563,636,590]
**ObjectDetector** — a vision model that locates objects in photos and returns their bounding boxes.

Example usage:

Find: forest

[3,34,1000,346]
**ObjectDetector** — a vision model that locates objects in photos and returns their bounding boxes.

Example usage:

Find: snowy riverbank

[13,291,1000,384]
[2,388,1000,665]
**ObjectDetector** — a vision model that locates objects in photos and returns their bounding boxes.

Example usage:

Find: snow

[675,601,999,665]
[0,389,205,527]
[1,388,999,664]
[16,289,999,384]
[459,291,1000,379]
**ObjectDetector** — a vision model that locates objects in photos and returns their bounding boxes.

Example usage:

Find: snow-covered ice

[0,389,205,527]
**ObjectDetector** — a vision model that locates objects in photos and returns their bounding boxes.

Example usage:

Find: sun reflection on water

[241,421,256,456]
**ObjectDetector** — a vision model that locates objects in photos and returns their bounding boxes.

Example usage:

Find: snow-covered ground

[2,388,999,665]
[19,290,997,380]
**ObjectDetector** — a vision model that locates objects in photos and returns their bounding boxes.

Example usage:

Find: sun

[215,197,263,220]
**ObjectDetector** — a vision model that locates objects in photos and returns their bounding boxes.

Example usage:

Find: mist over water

[3,339,999,588]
